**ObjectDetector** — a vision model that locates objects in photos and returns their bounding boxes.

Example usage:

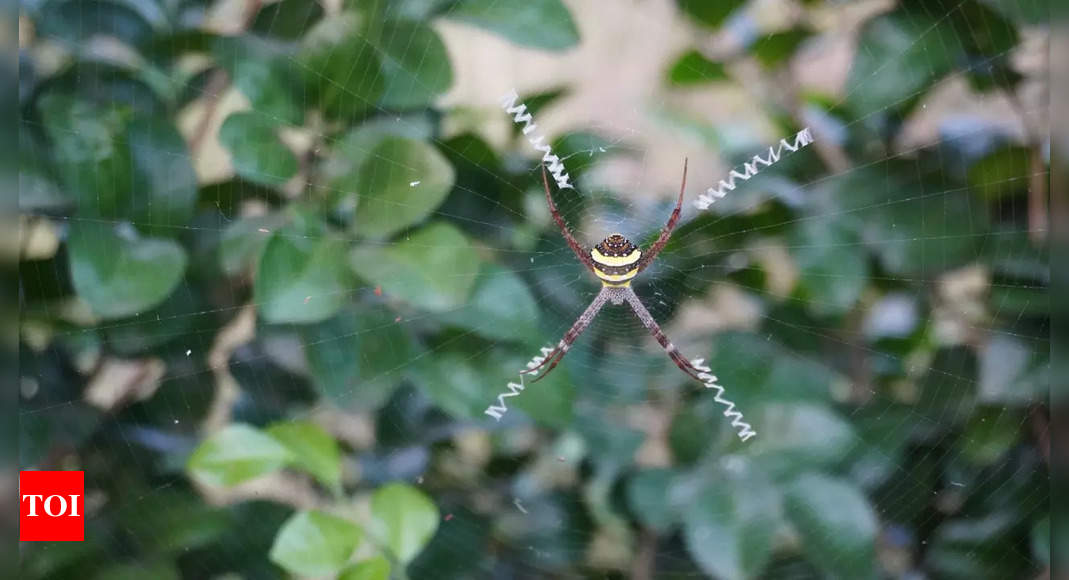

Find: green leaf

[968,145,1031,200]
[961,407,1021,465]
[218,213,288,275]
[217,38,304,124]
[666,49,728,86]
[38,0,154,46]
[255,222,353,324]
[750,28,812,68]
[68,221,187,319]
[682,466,780,580]
[269,510,363,577]
[790,217,868,316]
[38,94,131,219]
[447,0,579,51]
[845,9,957,116]
[409,352,496,420]
[435,264,539,342]
[126,117,198,235]
[674,0,745,28]
[785,473,877,579]
[218,112,298,188]
[303,308,415,408]
[265,421,342,491]
[187,423,295,487]
[301,12,384,120]
[339,556,391,580]
[251,0,324,40]
[745,403,855,475]
[626,469,678,531]
[350,222,480,312]
[374,20,453,108]
[371,483,440,564]
[352,137,455,238]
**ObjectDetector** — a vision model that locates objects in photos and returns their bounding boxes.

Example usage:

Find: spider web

[16,0,1050,578]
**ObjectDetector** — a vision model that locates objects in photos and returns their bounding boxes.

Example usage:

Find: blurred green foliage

[18,0,1048,578]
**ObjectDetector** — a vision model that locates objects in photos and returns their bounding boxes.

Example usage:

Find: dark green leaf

[187,423,295,487]
[626,469,678,531]
[303,308,415,408]
[968,145,1031,200]
[682,465,780,580]
[301,12,384,120]
[67,221,187,319]
[38,0,153,46]
[845,9,957,116]
[126,117,198,234]
[750,28,812,68]
[217,38,304,124]
[374,20,453,108]
[447,0,579,51]
[218,213,288,275]
[745,403,855,475]
[785,473,877,579]
[675,0,745,28]
[352,137,455,238]
[961,407,1022,465]
[38,94,131,219]
[266,420,342,491]
[255,221,353,324]
[218,112,298,187]
[269,510,363,577]
[371,483,439,564]
[350,221,480,311]
[666,49,729,86]
[435,264,539,342]
[790,216,868,316]
[252,0,324,40]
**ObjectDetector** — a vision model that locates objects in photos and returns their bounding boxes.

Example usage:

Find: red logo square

[20,471,84,541]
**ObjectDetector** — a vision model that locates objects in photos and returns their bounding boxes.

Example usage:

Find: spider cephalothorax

[524,160,709,383]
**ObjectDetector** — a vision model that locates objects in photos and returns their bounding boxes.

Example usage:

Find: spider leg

[521,287,610,382]
[621,287,706,382]
[542,166,596,272]
[636,158,688,273]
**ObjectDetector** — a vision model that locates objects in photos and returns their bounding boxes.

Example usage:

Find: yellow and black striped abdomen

[591,234,640,286]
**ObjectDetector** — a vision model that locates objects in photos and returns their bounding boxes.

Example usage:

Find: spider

[523,160,707,384]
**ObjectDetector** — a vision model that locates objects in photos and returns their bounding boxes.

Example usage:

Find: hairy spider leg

[621,287,706,382]
[635,158,688,273]
[542,166,595,271]
[522,287,611,382]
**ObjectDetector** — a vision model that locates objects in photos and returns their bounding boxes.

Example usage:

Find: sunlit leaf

[266,421,342,491]
[269,510,362,577]
[187,424,295,487]
[340,556,391,580]
[371,483,439,564]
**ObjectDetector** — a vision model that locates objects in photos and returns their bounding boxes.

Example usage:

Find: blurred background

[16,0,1051,578]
